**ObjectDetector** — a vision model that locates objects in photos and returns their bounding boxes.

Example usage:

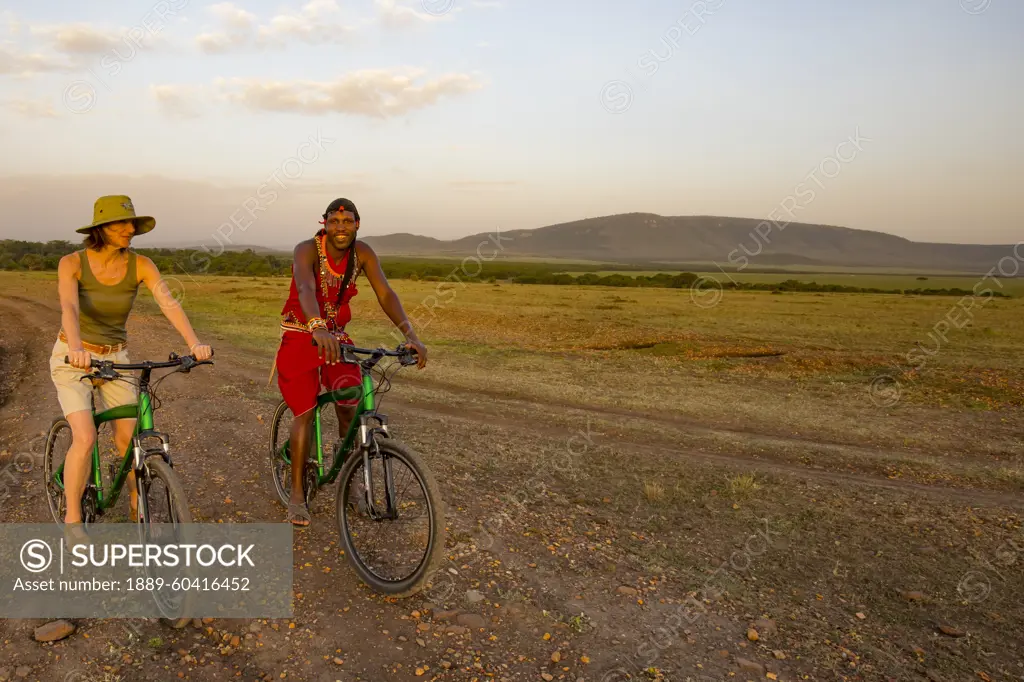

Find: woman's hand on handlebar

[67,349,92,370]
[190,342,213,361]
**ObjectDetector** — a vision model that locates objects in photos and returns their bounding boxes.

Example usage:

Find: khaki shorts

[49,337,139,418]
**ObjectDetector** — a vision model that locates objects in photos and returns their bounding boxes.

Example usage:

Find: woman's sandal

[347,481,369,517]
[64,522,93,551]
[287,502,310,528]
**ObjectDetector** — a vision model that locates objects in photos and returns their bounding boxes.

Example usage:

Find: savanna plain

[0,269,1022,682]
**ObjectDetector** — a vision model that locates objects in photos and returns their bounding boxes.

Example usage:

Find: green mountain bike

[43,351,213,627]
[268,343,445,598]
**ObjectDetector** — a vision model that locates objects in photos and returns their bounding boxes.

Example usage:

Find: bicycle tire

[268,399,326,509]
[268,400,292,507]
[42,417,72,525]
[335,437,446,598]
[137,457,194,629]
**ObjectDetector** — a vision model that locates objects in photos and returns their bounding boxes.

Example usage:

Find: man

[274,197,427,527]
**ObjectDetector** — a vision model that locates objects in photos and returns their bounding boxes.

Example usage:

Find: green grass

[561,271,1024,296]
[10,268,1022,361]
[6,268,1022,457]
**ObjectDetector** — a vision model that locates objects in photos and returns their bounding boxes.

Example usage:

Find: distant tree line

[0,240,292,277]
[504,272,1006,296]
[0,240,1009,297]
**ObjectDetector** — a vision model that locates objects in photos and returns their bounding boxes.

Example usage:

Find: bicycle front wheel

[335,437,445,598]
[136,456,194,629]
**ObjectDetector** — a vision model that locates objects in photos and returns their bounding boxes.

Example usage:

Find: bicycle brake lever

[80,364,118,381]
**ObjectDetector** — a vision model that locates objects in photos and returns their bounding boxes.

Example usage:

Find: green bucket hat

[77,195,156,235]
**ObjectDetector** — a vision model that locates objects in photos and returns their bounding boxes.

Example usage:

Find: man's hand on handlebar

[67,349,92,370]
[312,328,341,365]
[401,339,428,369]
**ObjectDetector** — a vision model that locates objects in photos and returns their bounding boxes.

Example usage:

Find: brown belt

[58,329,127,355]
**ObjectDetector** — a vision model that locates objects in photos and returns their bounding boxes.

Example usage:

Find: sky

[0,0,1021,249]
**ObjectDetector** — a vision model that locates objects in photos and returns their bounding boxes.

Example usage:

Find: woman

[50,195,212,546]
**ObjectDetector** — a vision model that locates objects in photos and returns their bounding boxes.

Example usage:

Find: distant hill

[360,213,1015,273]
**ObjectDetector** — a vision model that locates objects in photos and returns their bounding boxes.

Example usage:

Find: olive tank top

[76,249,140,346]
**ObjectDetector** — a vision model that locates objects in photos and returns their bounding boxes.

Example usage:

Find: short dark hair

[81,224,131,252]
[81,226,108,250]
[323,198,359,222]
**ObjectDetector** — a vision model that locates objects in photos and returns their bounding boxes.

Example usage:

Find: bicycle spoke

[342,451,433,583]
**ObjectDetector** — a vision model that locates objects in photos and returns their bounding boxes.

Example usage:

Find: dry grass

[643,480,665,503]
[995,467,1024,485]
[3,270,1024,682]
[727,473,761,498]
[4,270,1022,470]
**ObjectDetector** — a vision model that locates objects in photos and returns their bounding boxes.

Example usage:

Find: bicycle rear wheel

[42,418,72,525]
[136,456,194,628]
[268,400,340,509]
[335,437,445,598]
[43,417,123,525]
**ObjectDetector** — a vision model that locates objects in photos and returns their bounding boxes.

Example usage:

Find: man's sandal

[287,502,310,528]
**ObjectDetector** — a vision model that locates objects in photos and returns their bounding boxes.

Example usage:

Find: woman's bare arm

[136,255,212,359]
[57,252,92,368]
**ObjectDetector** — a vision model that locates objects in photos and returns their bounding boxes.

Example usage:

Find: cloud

[256,0,361,47]
[194,30,248,53]
[0,12,181,77]
[151,84,204,119]
[4,96,58,118]
[0,43,70,76]
[215,69,484,117]
[195,2,258,53]
[210,2,258,29]
[470,0,503,7]
[196,0,361,52]
[194,0,473,52]
[1,10,20,36]
[374,0,454,29]
[30,24,124,55]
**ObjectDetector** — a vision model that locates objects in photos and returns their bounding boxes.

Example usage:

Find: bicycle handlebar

[64,349,215,370]
[345,344,413,357]
[309,339,419,367]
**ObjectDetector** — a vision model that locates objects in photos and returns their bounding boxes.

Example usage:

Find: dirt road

[1,291,1022,682]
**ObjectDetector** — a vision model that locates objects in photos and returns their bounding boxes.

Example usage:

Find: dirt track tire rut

[2,292,1020,509]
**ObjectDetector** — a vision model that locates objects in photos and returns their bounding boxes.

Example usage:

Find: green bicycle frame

[279,372,377,487]
[51,394,153,512]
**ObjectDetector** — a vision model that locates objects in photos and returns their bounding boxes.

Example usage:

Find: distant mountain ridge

[143,240,289,255]
[358,213,1014,273]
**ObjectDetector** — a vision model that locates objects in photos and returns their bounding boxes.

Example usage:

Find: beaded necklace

[314,231,355,324]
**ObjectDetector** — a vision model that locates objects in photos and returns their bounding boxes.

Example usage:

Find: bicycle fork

[133,431,171,526]
[356,414,398,521]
